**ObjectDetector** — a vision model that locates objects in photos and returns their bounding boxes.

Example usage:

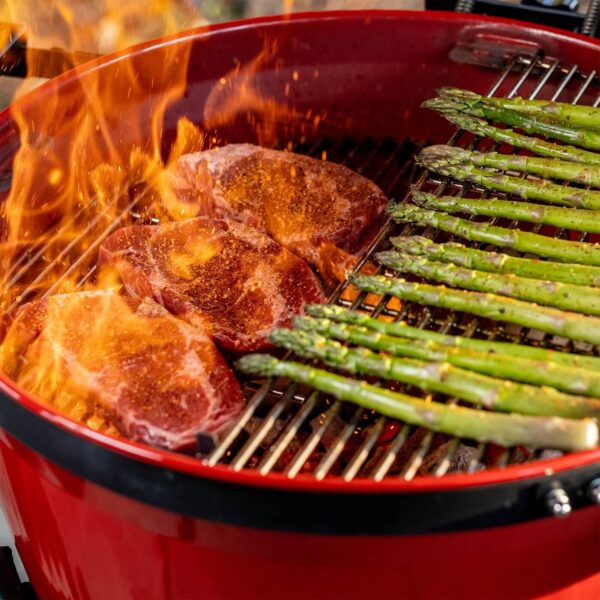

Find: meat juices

[99,217,325,354]
[1,291,244,450]
[165,144,388,280]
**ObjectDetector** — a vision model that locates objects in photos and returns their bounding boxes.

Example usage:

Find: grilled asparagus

[442,113,600,166]
[294,315,600,397]
[351,273,600,345]
[390,236,600,287]
[270,327,600,419]
[236,354,599,451]
[440,88,600,132]
[411,191,600,234]
[417,147,600,209]
[422,145,600,187]
[423,91,600,150]
[377,251,600,316]
[306,304,600,370]
[390,204,600,266]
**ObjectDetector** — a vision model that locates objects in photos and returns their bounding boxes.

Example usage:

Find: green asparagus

[294,315,600,397]
[351,273,600,345]
[377,251,600,316]
[390,204,600,266]
[422,145,600,187]
[236,354,599,451]
[306,304,600,370]
[423,91,600,150]
[417,148,600,209]
[411,190,600,234]
[442,113,600,166]
[390,236,600,287]
[440,88,600,132]
[270,327,600,419]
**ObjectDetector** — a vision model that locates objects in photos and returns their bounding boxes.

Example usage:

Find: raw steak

[99,217,325,353]
[164,144,388,281]
[0,290,244,450]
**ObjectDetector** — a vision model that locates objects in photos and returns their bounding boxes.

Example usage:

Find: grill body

[0,10,599,598]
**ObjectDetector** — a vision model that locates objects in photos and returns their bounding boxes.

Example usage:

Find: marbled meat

[164,144,388,280]
[0,290,244,450]
[99,217,325,353]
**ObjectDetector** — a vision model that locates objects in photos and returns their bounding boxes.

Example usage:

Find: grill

[3,43,599,482]
[1,12,600,599]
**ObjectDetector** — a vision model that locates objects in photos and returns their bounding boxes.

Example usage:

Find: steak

[0,291,244,450]
[164,144,388,281]
[98,217,325,353]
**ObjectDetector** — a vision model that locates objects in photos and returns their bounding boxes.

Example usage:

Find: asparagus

[417,147,600,209]
[390,204,600,266]
[306,304,600,370]
[377,252,600,316]
[423,145,600,187]
[443,113,600,166]
[424,92,600,150]
[236,354,599,451]
[270,327,600,419]
[411,190,600,234]
[439,88,600,132]
[391,236,600,288]
[294,315,600,397]
[350,273,600,346]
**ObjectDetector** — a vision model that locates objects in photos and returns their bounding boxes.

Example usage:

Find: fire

[0,1,363,439]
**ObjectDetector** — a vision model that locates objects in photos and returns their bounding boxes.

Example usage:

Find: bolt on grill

[1,48,599,481]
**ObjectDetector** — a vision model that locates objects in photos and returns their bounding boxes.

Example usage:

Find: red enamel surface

[0,431,598,599]
[0,10,599,597]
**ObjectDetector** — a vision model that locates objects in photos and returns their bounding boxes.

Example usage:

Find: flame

[0,1,358,441]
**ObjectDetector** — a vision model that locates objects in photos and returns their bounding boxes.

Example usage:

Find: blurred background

[0,0,423,108]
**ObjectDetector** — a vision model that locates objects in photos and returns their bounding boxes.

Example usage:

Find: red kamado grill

[0,9,599,600]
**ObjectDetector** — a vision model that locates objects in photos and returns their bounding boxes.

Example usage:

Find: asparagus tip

[235,354,278,377]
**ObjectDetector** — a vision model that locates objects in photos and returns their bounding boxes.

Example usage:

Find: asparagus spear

[351,273,600,345]
[377,251,600,316]
[417,147,600,209]
[442,113,600,166]
[391,236,600,288]
[306,304,600,370]
[390,204,600,266]
[424,92,600,150]
[270,327,600,419]
[423,145,600,187]
[236,354,599,451]
[294,315,600,397]
[440,88,600,132]
[411,190,600,234]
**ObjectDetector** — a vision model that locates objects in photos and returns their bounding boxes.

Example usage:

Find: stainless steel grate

[205,50,600,481]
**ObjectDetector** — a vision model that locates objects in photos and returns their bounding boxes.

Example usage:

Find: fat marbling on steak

[164,144,388,281]
[0,290,244,450]
[98,216,325,353]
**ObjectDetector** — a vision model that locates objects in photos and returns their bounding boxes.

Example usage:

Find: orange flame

[0,1,339,441]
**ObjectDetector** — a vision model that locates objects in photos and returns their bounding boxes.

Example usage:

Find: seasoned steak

[99,217,325,353]
[0,291,244,450]
[165,144,388,280]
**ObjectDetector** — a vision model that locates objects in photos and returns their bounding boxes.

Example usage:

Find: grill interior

[206,51,600,481]
[2,48,600,482]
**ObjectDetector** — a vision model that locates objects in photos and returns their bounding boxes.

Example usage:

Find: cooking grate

[2,48,599,481]
[206,50,600,481]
